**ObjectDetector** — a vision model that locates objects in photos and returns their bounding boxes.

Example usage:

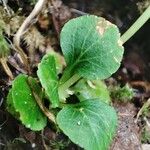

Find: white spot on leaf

[77,121,81,125]
[27,124,31,128]
[79,108,84,112]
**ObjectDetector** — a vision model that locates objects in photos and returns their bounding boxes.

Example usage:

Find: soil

[111,103,141,150]
[0,0,150,150]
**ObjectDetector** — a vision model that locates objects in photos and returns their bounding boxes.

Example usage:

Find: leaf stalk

[121,5,150,44]
[59,74,81,93]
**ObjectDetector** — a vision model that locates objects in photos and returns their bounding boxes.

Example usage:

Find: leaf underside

[37,54,59,108]
[57,99,117,150]
[7,74,47,131]
[60,15,124,81]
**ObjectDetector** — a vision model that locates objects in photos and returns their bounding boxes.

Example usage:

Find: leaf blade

[57,99,117,150]
[37,54,59,108]
[11,74,47,131]
[60,15,124,81]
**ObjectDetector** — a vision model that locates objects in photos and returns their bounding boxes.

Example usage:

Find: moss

[110,84,134,102]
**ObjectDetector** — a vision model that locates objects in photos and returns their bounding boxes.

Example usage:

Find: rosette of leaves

[7,15,124,150]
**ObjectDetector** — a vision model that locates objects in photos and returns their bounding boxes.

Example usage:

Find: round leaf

[57,99,117,150]
[12,74,47,131]
[60,15,124,80]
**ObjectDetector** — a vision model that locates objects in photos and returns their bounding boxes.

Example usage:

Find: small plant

[7,15,124,150]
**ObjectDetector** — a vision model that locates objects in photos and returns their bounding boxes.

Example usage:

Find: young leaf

[57,99,117,150]
[37,54,59,108]
[72,79,111,103]
[11,74,47,131]
[60,15,124,82]
[48,50,66,74]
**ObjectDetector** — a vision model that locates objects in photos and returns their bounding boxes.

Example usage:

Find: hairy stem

[121,5,150,44]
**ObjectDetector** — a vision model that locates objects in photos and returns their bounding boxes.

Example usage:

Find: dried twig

[70,8,88,15]
[0,57,13,80]
[41,130,49,150]
[13,0,47,72]
[32,90,56,124]
[1,0,11,16]
[135,98,150,123]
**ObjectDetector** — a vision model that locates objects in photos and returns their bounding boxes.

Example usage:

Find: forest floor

[0,0,150,150]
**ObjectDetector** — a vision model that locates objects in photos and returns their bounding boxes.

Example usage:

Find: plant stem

[59,74,81,91]
[121,5,150,44]
[28,78,56,124]
[32,89,56,124]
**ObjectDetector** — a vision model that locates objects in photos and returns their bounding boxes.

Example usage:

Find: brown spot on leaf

[96,25,105,35]
[106,20,113,26]
[96,19,114,36]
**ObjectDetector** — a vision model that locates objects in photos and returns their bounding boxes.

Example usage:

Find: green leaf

[37,54,59,108]
[60,15,124,82]
[11,74,47,131]
[72,79,111,103]
[6,89,19,118]
[48,50,66,74]
[57,99,117,150]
